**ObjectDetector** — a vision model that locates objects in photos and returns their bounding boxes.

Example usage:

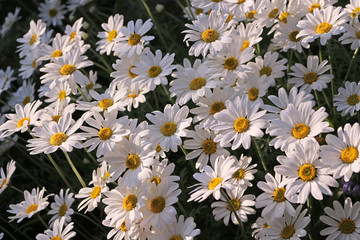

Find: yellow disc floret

[248,88,259,101]
[48,9,58,17]
[202,139,217,154]
[98,127,113,140]
[26,204,38,214]
[208,177,222,190]
[126,154,141,170]
[91,186,101,199]
[123,194,138,211]
[17,118,30,128]
[58,204,68,216]
[347,94,360,106]
[309,3,321,13]
[29,34,37,45]
[50,237,61,240]
[339,218,355,234]
[304,72,318,84]
[52,50,63,58]
[150,196,166,213]
[58,90,66,101]
[161,122,177,136]
[234,117,249,133]
[107,30,117,42]
[148,66,162,78]
[22,96,31,106]
[289,31,301,42]
[241,40,250,52]
[150,176,162,185]
[120,220,127,231]
[0,178,7,189]
[226,198,241,211]
[298,164,316,181]
[341,147,359,164]
[351,7,360,18]
[292,123,310,139]
[281,225,295,239]
[128,65,138,78]
[189,77,207,90]
[246,10,257,19]
[210,102,225,115]
[201,29,220,43]
[50,133,68,146]
[97,98,114,111]
[232,168,245,180]
[316,22,332,34]
[273,187,286,202]
[260,66,272,76]
[224,57,238,70]
[128,33,141,46]
[169,235,183,240]
[268,8,279,19]
[60,64,76,75]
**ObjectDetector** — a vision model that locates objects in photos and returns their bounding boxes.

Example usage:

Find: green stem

[164,11,185,25]
[88,47,113,73]
[76,85,89,102]
[318,39,323,62]
[0,99,14,110]
[179,145,188,156]
[327,40,335,115]
[46,154,74,192]
[175,0,193,20]
[93,61,112,74]
[37,214,48,229]
[10,185,23,194]
[0,225,18,240]
[321,90,332,112]
[307,196,313,240]
[63,151,86,188]
[252,138,268,172]
[184,0,196,20]
[161,84,175,104]
[314,90,321,107]
[177,201,188,218]
[79,140,98,164]
[343,48,359,85]
[256,43,261,56]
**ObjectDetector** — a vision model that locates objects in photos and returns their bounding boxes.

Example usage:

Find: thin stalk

[177,201,188,218]
[0,99,14,110]
[314,90,321,107]
[343,48,359,85]
[10,185,23,194]
[179,145,188,156]
[287,49,293,75]
[164,11,185,25]
[153,91,160,109]
[88,47,113,73]
[256,43,261,56]
[79,140,98,164]
[252,138,268,172]
[0,225,18,240]
[175,0,193,20]
[76,85,89,102]
[184,0,196,20]
[307,196,314,240]
[327,40,335,115]
[161,84,175,104]
[318,39,323,62]
[321,90,332,112]
[144,100,154,112]
[46,154,74,192]
[37,214,48,229]
[93,61,112,74]
[63,151,86,188]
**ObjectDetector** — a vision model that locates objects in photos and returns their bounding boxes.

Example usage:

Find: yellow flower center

[128,91,137,98]
[281,225,295,239]
[32,58,37,68]
[211,0,222,2]
[128,33,141,46]
[60,64,76,75]
[292,123,310,139]
[150,196,166,213]
[347,94,360,106]
[351,7,360,18]
[126,154,141,170]
[0,178,7,189]
[58,90,66,101]
[298,164,316,181]
[102,172,111,181]
[224,57,238,70]
[232,168,245,180]
[309,3,321,13]
[189,77,207,90]
[268,8,279,19]
[120,220,127,231]
[98,127,113,140]
[304,72,318,84]
[339,218,355,234]
[69,32,76,42]
[289,31,301,42]
[50,133,68,146]
[148,66,162,78]
[234,117,249,133]
[123,194,138,211]
[29,34,37,45]
[241,40,250,52]
[97,98,114,111]
[58,204,68,216]
[238,0,246,3]
[91,186,101,199]
[260,66,272,76]
[155,143,162,152]
[150,176,162,185]
[86,82,94,91]
[225,14,233,23]
[48,9,58,17]
[263,223,270,228]
[107,30,117,42]
[23,96,31,106]
[195,8,203,15]
[26,204,38,214]
[248,88,259,101]
[52,50,63,58]
[202,139,217,154]
[210,102,225,115]
[316,22,332,34]
[279,12,289,23]
[273,187,286,202]
[17,118,30,128]
[226,198,241,211]
[246,10,257,19]
[161,122,177,136]
[128,65,138,78]
[208,177,222,190]
[341,147,359,164]
[168,235,183,240]
[201,29,220,43]
[50,237,61,240]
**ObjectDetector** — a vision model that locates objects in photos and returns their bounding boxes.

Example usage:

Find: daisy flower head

[0,7,21,38]
[170,58,217,105]
[339,18,360,50]
[47,189,75,228]
[234,70,270,102]
[191,0,230,13]
[0,100,43,138]
[79,70,102,101]
[16,19,46,57]
[0,66,16,91]
[234,21,263,52]
[244,0,266,22]
[19,52,42,79]
[36,217,76,240]
[8,187,51,223]
[251,215,272,239]
[0,159,16,194]
[229,154,257,189]
[320,197,360,240]
[114,18,154,58]
[122,83,149,112]
[188,155,237,202]
[297,6,346,46]
[96,14,124,55]
[289,55,333,93]
[263,205,310,240]
[38,0,67,27]
[132,49,175,91]
[80,111,131,158]
[211,95,268,150]
[42,80,71,105]
[267,101,333,152]
[334,81,360,116]
[141,104,192,152]
[255,0,287,28]
[344,0,360,20]
[211,187,256,225]
[183,11,234,57]
[147,158,180,187]
[225,0,254,18]
[256,173,296,220]
[110,54,141,89]
[319,123,360,182]
[64,17,84,44]
[38,33,73,62]
[149,215,200,240]
[40,98,75,123]
[8,80,35,108]
[275,142,339,204]
[102,218,138,240]
[27,112,84,155]
[300,0,338,14]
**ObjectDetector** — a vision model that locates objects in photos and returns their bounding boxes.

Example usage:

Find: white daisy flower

[255,0,286,28]
[229,154,257,189]
[225,0,254,18]
[184,125,230,171]
[211,187,256,225]
[96,14,124,55]
[102,218,138,240]
[147,158,180,187]
[188,155,237,202]
[211,95,267,150]
[0,7,21,38]
[16,19,46,57]
[41,99,75,123]
[19,51,41,79]
[8,187,51,223]
[141,104,192,152]
[42,80,71,105]
[191,0,230,13]
[320,197,360,240]
[297,6,346,46]
[0,159,16,194]
[38,0,67,27]
[300,0,338,14]
[38,33,73,62]
[122,83,149,112]
[234,71,270,102]
[110,54,140,89]
[114,18,154,58]
[47,189,75,228]
[132,49,175,91]
[79,70,102,101]
[251,216,272,239]
[267,101,333,152]
[36,217,76,240]
[234,21,263,52]
[345,0,360,19]
[67,0,91,12]
[244,0,266,22]
[183,11,234,57]
[256,173,296,220]
[334,81,360,116]
[0,66,16,91]
[8,80,35,108]
[64,17,84,44]
[275,142,338,204]
[319,123,360,182]
[339,18,360,50]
